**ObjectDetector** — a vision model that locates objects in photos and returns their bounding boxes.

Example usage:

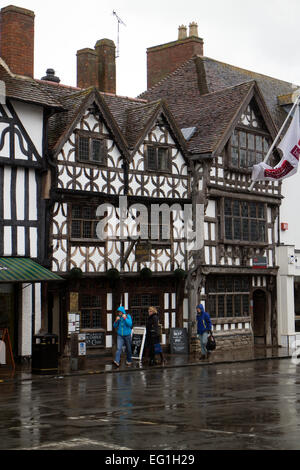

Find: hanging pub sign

[252,256,268,269]
[135,242,151,263]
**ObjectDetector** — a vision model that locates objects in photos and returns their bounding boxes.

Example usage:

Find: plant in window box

[68,267,83,279]
[106,268,120,281]
[173,268,186,281]
[139,267,152,279]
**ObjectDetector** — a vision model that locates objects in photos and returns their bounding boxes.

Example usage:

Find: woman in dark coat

[145,306,160,366]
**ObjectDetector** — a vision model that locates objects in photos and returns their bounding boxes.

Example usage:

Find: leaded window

[80,294,102,329]
[130,294,160,325]
[71,205,100,241]
[230,129,270,169]
[147,145,171,172]
[207,276,250,318]
[76,132,107,164]
[224,199,266,243]
[229,102,272,169]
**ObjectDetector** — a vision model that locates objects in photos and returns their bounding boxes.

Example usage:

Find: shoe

[113,361,120,367]
[126,361,132,366]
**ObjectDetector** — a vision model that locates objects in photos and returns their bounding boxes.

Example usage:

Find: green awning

[0,258,64,283]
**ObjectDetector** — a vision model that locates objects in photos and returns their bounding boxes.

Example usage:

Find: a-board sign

[83,330,105,349]
[169,328,188,354]
[131,326,146,360]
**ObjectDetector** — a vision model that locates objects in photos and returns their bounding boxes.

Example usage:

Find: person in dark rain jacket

[145,306,160,366]
[113,306,133,367]
[196,304,212,359]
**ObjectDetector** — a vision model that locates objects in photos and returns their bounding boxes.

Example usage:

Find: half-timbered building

[2,5,300,360]
[140,23,299,350]
[0,5,63,360]
[44,86,193,354]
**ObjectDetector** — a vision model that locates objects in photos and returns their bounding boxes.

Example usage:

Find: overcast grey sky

[3,0,300,97]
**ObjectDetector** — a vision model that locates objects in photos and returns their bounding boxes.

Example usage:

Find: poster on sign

[131,327,146,361]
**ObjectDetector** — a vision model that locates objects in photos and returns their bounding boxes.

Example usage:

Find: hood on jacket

[196,304,205,313]
[117,306,126,315]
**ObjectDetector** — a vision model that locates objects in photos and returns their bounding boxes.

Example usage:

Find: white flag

[252,105,300,182]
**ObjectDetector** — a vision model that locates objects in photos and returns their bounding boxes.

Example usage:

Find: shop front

[53,274,187,357]
[0,257,63,361]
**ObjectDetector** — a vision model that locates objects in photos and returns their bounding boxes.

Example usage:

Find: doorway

[253,289,267,345]
[0,284,15,353]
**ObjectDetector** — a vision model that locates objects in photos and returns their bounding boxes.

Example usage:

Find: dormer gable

[223,87,278,172]
[51,89,130,195]
[50,88,129,161]
[128,103,191,200]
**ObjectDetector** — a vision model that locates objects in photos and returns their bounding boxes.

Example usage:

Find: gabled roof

[47,86,189,162]
[173,80,278,156]
[48,88,130,160]
[120,99,189,159]
[139,55,297,153]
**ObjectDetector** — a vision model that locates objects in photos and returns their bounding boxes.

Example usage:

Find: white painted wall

[12,100,43,156]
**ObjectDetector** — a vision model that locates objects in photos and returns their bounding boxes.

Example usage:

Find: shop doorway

[253,289,267,345]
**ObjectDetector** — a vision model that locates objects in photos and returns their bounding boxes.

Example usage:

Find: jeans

[198,331,209,355]
[115,334,132,364]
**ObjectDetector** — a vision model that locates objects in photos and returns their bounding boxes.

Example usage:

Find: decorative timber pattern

[0,101,44,258]
[51,105,192,276]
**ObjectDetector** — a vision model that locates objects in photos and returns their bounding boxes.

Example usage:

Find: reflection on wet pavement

[0,358,300,450]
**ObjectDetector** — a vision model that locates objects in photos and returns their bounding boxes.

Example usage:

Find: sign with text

[131,326,146,360]
[135,242,151,262]
[84,330,105,349]
[68,312,81,336]
[252,256,267,268]
[169,328,188,354]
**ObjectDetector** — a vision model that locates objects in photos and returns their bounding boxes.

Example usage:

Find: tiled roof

[47,88,152,151]
[139,55,297,153]
[0,63,63,108]
[174,81,255,154]
[124,101,162,149]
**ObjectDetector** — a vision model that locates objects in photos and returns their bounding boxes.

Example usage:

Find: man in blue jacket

[113,306,133,367]
[196,304,212,359]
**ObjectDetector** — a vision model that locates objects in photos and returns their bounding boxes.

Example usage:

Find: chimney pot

[189,22,198,37]
[41,68,60,83]
[178,25,187,40]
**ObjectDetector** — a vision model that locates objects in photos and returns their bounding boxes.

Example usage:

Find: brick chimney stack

[147,22,203,90]
[0,5,35,77]
[77,48,98,89]
[77,39,116,94]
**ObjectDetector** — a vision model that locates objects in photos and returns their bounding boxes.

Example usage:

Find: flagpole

[249,93,300,191]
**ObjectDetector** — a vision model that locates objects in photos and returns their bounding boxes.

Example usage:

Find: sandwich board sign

[131,326,146,361]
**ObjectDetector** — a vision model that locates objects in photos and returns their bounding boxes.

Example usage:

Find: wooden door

[253,289,266,344]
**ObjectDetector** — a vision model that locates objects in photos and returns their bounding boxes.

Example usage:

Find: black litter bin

[32,333,58,375]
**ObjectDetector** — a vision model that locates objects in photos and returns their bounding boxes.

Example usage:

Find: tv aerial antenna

[113,10,126,58]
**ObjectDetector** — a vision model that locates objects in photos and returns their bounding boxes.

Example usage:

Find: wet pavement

[0,351,299,451]
[0,344,291,383]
